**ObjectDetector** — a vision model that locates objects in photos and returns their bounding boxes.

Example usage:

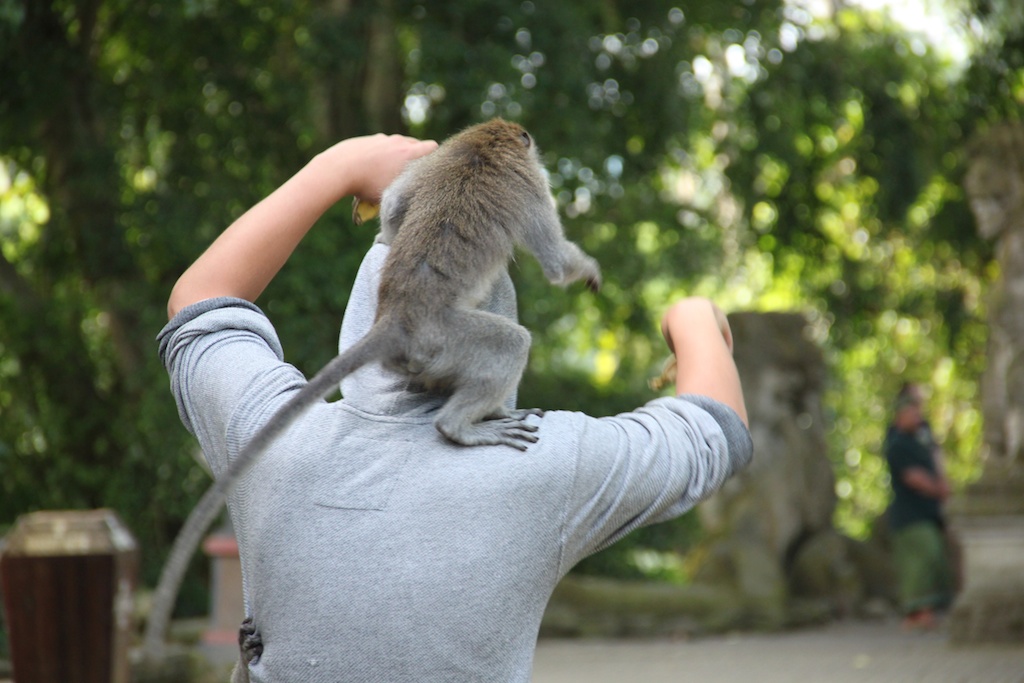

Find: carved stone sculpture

[949,123,1024,643]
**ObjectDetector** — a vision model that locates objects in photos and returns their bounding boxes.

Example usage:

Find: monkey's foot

[438,415,541,451]
[239,617,264,664]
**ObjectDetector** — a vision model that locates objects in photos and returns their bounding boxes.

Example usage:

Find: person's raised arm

[661,298,748,426]
[167,134,438,319]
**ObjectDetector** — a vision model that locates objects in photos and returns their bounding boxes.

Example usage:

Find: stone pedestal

[957,514,1024,593]
[947,460,1024,643]
[948,510,1024,643]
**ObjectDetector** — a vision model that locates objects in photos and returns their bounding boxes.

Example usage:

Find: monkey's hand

[566,252,601,293]
[552,247,602,293]
[576,261,601,293]
[239,616,264,665]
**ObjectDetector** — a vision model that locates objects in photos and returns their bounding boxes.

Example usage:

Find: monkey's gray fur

[143,119,601,681]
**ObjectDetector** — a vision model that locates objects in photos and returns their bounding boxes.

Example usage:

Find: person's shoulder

[158,296,281,364]
[538,394,749,458]
[885,429,920,459]
[538,395,740,435]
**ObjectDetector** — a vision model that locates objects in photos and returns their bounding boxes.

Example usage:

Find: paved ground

[531,620,1024,683]
[191,618,1024,682]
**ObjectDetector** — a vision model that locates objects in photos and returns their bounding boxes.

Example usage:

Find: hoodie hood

[338,242,520,416]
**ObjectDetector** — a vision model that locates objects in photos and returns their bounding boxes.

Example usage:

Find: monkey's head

[464,118,533,147]
[447,118,543,171]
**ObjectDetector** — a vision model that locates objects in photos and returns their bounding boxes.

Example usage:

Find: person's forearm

[902,467,951,500]
[167,154,347,318]
[663,299,748,426]
[167,134,438,320]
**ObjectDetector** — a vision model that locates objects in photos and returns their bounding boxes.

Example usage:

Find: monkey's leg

[429,311,540,450]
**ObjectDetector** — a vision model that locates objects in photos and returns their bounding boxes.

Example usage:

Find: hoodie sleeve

[554,394,752,572]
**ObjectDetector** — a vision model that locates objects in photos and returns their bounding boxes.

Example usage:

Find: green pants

[892,520,954,615]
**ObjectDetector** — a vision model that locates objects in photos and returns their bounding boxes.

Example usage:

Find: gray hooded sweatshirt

[158,244,752,682]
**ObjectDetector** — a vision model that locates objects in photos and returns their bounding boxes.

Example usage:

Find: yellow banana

[352,198,381,225]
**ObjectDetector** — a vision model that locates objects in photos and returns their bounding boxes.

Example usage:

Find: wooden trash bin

[0,509,138,683]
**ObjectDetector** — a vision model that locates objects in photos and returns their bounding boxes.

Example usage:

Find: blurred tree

[711,3,996,536]
[0,0,330,612]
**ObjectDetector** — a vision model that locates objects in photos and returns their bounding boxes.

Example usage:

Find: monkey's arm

[519,205,601,291]
[661,298,748,426]
[168,135,437,319]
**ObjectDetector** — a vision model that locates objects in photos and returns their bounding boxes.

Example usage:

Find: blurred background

[1,0,1021,657]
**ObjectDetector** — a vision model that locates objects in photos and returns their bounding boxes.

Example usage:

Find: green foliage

[0,1,1021,622]
[706,7,997,537]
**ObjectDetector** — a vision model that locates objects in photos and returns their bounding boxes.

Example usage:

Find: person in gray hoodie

[159,132,752,682]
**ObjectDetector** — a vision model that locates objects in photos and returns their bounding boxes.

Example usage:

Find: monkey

[141,118,601,680]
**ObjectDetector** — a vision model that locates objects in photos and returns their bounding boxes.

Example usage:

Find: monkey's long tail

[141,324,394,659]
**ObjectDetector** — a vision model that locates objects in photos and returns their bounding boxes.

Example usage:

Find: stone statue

[965,123,1024,467]
[948,122,1024,643]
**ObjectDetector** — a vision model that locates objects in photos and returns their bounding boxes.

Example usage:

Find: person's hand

[902,468,953,501]
[661,298,734,356]
[316,134,438,205]
[657,297,747,425]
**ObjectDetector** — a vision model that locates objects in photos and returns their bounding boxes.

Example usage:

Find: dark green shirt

[885,425,942,530]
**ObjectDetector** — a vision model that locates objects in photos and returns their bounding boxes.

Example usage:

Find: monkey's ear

[519,131,532,148]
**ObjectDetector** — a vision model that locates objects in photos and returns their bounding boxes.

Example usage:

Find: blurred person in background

[884,382,956,630]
